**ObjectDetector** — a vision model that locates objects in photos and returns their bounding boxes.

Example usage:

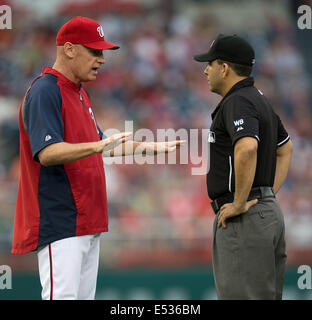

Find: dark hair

[217,59,252,77]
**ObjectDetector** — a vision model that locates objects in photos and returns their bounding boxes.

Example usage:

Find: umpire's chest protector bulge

[12,68,108,254]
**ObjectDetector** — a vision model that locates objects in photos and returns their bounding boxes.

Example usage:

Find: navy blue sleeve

[223,95,260,145]
[23,75,64,161]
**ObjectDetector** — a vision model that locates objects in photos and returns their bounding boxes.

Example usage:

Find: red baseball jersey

[12,67,108,254]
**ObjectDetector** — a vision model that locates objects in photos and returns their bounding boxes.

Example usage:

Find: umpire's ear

[220,61,231,78]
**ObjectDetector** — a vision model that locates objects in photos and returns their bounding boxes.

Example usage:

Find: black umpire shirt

[207,77,290,200]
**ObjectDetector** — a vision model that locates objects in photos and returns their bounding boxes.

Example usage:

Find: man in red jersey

[12,16,184,300]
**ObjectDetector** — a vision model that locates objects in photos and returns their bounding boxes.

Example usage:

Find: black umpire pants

[212,196,287,300]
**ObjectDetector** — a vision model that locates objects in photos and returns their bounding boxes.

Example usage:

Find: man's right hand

[94,132,133,153]
[38,132,133,166]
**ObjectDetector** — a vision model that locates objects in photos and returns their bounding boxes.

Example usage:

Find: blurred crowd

[0,0,311,269]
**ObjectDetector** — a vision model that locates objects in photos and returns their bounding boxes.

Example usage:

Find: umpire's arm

[273,139,293,194]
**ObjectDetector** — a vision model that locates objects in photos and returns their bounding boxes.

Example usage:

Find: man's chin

[81,75,97,82]
[209,84,215,92]
[209,84,220,95]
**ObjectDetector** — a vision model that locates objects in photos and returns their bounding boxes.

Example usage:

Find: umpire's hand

[217,199,258,229]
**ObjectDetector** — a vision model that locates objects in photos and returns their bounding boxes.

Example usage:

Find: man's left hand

[146,140,186,155]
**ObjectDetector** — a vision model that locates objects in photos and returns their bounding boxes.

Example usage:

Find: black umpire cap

[194,34,255,67]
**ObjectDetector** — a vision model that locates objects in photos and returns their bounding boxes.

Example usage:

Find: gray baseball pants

[212,196,287,299]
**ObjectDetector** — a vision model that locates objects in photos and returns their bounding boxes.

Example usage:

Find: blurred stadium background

[0,0,312,300]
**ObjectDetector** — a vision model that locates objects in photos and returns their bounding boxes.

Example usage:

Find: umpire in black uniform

[194,34,293,299]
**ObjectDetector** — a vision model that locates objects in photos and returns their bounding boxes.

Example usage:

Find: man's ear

[221,63,230,78]
[63,42,76,59]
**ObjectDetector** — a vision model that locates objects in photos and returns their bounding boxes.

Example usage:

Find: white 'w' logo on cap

[97,26,104,38]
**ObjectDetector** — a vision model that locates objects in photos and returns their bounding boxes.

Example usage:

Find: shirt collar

[211,77,254,119]
[41,67,81,90]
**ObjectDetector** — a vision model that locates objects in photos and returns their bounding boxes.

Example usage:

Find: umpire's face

[204,60,224,95]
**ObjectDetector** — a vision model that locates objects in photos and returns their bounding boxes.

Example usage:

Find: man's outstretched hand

[95,132,133,153]
[144,140,187,155]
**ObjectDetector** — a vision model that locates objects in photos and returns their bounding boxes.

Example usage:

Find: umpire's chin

[207,81,218,95]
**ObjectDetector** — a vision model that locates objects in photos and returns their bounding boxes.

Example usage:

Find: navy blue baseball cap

[194,34,255,67]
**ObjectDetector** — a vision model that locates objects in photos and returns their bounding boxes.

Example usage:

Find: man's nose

[204,67,209,75]
[98,55,105,64]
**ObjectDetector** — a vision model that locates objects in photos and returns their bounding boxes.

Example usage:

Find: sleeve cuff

[277,135,290,148]
[32,139,64,162]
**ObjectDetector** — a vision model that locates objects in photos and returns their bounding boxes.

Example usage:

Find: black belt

[211,186,275,214]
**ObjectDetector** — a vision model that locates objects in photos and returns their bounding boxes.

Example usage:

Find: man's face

[71,45,105,82]
[204,60,223,95]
